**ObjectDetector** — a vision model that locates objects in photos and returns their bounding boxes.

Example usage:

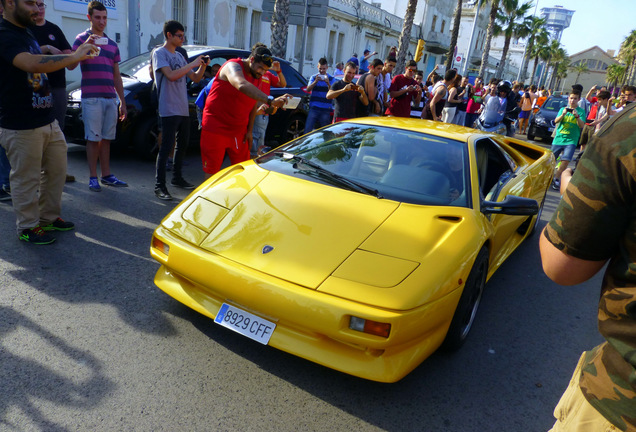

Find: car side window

[279,63,305,89]
[475,138,515,201]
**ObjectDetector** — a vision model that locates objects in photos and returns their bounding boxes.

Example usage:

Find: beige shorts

[548,353,618,432]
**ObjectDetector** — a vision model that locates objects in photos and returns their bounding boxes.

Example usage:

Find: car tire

[441,246,489,351]
[134,116,160,160]
[283,114,306,143]
[527,128,535,141]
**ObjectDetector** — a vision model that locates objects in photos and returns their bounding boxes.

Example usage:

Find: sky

[531,0,634,55]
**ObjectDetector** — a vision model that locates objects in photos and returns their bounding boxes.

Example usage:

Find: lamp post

[462,0,482,77]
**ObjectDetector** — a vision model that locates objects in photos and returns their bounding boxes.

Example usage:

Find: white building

[42,0,425,84]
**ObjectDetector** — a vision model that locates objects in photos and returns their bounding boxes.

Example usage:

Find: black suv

[65,46,310,159]
[526,95,568,143]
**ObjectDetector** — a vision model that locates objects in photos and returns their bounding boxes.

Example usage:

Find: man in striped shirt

[71,1,127,192]
[304,58,335,134]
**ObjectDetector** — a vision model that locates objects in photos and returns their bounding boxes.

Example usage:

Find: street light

[462,0,482,77]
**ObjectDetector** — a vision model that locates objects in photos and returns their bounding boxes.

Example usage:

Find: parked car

[150,118,554,382]
[526,95,568,142]
[65,46,310,159]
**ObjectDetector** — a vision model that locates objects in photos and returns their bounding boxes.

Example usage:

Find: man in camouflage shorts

[540,103,636,431]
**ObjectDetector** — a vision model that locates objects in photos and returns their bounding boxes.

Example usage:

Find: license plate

[214,303,276,345]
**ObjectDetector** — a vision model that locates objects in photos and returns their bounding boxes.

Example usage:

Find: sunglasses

[256,54,273,67]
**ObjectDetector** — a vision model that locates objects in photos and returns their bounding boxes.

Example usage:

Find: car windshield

[257,123,469,207]
[542,97,568,111]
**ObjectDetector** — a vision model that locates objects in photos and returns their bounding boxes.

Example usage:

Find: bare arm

[160,55,205,82]
[12,43,96,73]
[272,61,286,88]
[220,61,269,104]
[539,228,606,285]
[429,87,445,121]
[113,63,127,121]
[187,60,208,84]
[327,83,358,99]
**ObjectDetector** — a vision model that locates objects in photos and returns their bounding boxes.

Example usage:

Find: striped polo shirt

[72,30,121,99]
[307,73,335,111]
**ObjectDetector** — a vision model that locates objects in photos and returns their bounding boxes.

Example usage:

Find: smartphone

[202,55,210,61]
[87,46,101,58]
[565,107,573,113]
[282,97,301,109]
[95,37,109,46]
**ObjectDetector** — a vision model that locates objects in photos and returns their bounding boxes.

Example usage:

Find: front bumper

[151,226,462,383]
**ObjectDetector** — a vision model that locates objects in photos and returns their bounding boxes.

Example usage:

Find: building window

[193,0,208,45]
[294,25,303,60]
[306,27,314,60]
[601,62,608,70]
[441,20,446,34]
[431,15,437,32]
[233,6,247,49]
[327,31,336,65]
[337,33,344,64]
[173,0,186,25]
[250,10,262,48]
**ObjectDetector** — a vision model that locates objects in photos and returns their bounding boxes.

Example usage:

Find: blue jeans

[0,145,10,188]
[550,144,576,162]
[304,108,332,134]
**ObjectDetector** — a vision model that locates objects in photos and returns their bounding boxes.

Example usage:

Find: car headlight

[535,115,548,126]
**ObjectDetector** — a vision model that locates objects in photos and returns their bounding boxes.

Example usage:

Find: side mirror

[481,195,538,216]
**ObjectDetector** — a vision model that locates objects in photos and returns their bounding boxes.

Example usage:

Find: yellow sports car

[150,118,555,383]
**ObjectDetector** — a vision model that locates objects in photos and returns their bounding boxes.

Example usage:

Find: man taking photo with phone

[151,20,208,200]
[551,91,585,190]
[326,61,369,122]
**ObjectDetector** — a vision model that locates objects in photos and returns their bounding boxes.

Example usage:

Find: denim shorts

[82,97,119,141]
[551,144,576,161]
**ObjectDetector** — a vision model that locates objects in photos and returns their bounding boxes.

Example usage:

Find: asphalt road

[0,141,603,432]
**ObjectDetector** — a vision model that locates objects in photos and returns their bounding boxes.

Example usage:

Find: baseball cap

[364,49,370,54]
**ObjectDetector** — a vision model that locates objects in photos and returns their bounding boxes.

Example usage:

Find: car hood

[162,164,477,297]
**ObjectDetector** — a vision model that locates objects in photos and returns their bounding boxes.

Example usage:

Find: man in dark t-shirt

[326,61,369,122]
[31,1,76,182]
[0,0,96,244]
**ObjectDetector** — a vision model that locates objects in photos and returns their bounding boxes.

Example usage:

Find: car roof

[181,45,291,65]
[342,117,483,143]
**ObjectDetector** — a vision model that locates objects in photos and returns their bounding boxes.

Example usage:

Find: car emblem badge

[262,245,274,254]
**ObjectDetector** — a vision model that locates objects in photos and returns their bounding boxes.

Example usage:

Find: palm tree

[493,0,533,78]
[270,0,289,58]
[548,47,568,89]
[445,0,463,71]
[606,63,627,91]
[570,62,589,84]
[520,17,547,82]
[529,31,550,86]
[539,39,561,88]
[478,0,500,79]
[618,29,636,85]
[552,55,570,91]
[396,0,419,73]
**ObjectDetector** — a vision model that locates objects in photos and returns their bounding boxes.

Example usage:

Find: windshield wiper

[274,151,383,198]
